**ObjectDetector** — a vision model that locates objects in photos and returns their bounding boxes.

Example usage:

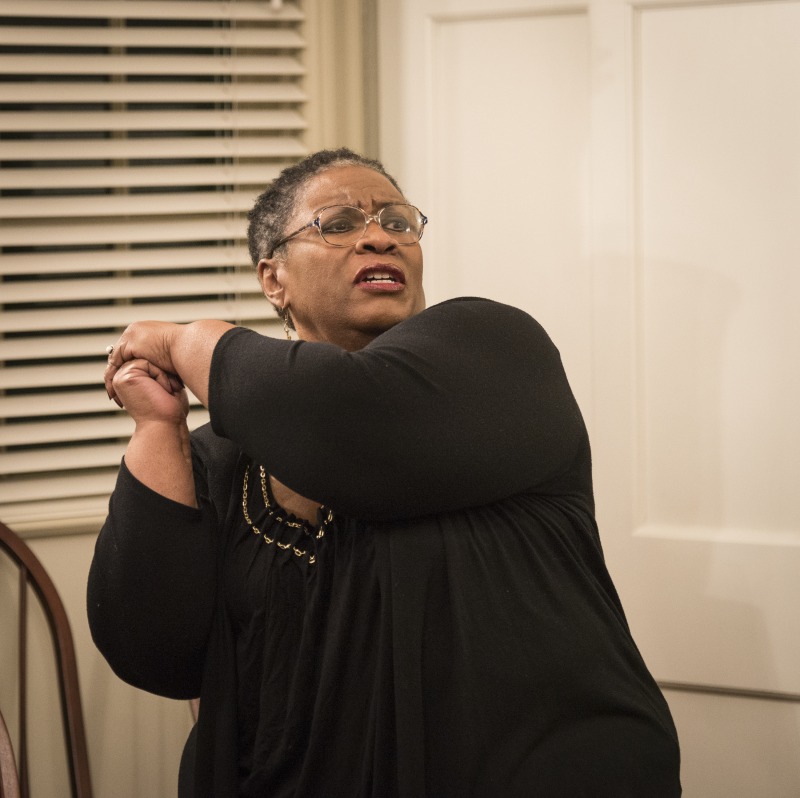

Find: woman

[89,148,681,797]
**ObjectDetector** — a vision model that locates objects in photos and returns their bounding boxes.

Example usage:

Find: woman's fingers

[107,358,188,421]
[104,338,133,403]
[104,324,174,402]
[104,321,180,396]
[105,355,122,405]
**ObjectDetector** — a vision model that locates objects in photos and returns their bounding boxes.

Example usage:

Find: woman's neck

[269,474,321,525]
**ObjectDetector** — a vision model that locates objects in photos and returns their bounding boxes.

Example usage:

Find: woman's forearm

[206,299,588,520]
[125,420,197,507]
[170,320,235,406]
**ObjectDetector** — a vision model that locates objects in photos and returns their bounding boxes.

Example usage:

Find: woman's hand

[104,319,234,408]
[105,321,181,405]
[111,358,189,425]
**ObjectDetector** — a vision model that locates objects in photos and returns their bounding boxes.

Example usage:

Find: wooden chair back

[0,704,20,798]
[0,521,92,798]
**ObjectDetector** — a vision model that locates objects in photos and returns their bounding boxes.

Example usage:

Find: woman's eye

[321,216,358,234]
[382,215,411,233]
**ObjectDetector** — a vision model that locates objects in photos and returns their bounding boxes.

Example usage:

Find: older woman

[89,149,681,797]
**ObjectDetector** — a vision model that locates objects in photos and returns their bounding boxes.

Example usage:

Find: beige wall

[664,688,800,798]
[1,532,192,798]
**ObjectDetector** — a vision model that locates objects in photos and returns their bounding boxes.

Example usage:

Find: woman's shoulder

[385,296,555,354]
[424,296,547,332]
[429,295,526,314]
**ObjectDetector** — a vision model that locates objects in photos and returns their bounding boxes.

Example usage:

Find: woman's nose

[355,220,398,252]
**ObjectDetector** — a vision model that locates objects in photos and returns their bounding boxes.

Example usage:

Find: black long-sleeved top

[88,297,681,797]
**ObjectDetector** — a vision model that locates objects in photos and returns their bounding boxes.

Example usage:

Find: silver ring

[105,345,114,356]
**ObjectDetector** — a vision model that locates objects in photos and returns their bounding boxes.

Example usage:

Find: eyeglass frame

[266,203,428,258]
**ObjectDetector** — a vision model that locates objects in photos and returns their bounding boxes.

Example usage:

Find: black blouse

[88,297,681,797]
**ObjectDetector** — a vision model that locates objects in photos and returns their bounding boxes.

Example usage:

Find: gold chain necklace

[242,464,332,565]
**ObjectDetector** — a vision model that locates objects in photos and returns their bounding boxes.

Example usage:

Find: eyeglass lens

[317,205,423,246]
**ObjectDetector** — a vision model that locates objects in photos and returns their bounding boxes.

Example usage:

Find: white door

[378,0,800,794]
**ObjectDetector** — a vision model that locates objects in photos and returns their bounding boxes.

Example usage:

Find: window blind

[0,0,308,533]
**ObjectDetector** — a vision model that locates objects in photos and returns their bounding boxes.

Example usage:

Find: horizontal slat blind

[0,0,306,531]
[2,82,305,103]
[0,110,306,133]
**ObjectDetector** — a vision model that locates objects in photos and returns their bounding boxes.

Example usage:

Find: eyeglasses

[267,204,428,257]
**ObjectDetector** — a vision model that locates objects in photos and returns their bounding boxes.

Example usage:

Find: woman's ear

[257,258,286,311]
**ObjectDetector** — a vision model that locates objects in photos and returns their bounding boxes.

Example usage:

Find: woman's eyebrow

[311,199,404,213]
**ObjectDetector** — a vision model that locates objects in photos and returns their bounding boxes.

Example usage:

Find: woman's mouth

[354,265,406,291]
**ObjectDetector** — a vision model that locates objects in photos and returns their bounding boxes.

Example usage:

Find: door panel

[630,0,800,692]
[383,5,594,409]
[377,0,800,713]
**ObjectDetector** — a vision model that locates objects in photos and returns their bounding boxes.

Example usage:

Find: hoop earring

[283,311,292,341]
